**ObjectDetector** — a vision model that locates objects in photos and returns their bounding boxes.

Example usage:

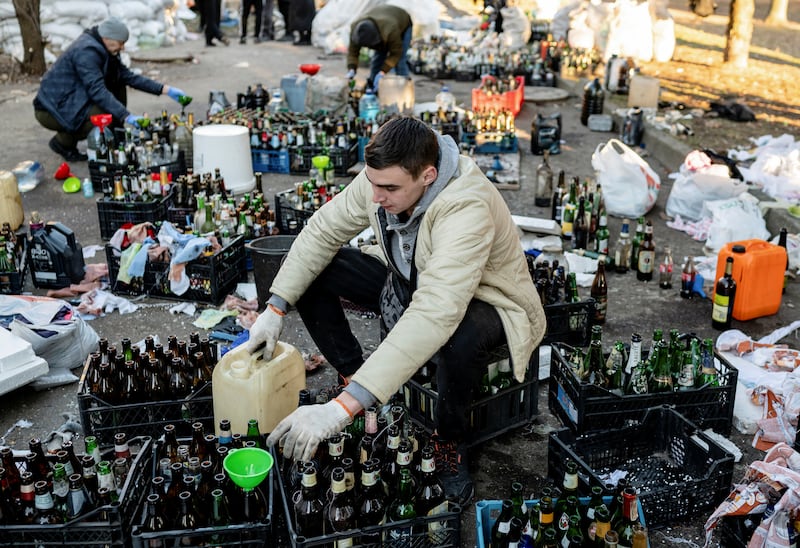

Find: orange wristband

[332,398,354,419]
[267,303,286,316]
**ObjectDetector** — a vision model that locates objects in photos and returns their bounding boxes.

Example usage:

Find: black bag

[690,0,716,17]
[531,112,562,155]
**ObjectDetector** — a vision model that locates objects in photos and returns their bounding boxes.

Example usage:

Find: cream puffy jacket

[270,155,546,403]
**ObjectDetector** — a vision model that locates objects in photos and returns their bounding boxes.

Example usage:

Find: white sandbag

[702,195,771,253]
[139,19,165,36]
[0,3,17,19]
[0,18,20,40]
[51,1,108,20]
[41,21,85,43]
[109,1,154,21]
[605,0,653,62]
[652,16,675,62]
[499,5,531,50]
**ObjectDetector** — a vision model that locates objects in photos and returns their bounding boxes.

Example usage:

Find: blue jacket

[33,27,164,132]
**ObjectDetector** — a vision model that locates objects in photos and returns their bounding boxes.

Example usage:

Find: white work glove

[245,305,284,356]
[267,399,353,462]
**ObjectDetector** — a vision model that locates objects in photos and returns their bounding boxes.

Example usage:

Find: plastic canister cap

[732,245,746,253]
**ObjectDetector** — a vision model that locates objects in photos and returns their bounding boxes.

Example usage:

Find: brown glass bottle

[33,480,62,524]
[142,493,167,532]
[0,447,21,498]
[294,465,325,538]
[416,445,446,522]
[590,260,608,324]
[636,221,655,281]
[327,467,356,536]
[712,256,737,330]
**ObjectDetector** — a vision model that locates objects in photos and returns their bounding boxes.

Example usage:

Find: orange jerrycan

[714,239,787,321]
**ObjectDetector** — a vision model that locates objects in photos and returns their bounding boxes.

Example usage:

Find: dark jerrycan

[28,221,85,289]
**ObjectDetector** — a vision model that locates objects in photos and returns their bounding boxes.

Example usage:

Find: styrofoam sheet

[0,326,41,373]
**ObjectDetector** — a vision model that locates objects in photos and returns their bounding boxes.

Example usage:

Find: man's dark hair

[365,117,439,179]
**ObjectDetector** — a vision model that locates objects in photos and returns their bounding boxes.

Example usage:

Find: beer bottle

[604,530,620,548]
[218,419,233,446]
[210,488,231,527]
[594,213,610,256]
[583,340,607,388]
[552,170,565,224]
[80,455,99,499]
[114,432,132,464]
[648,341,672,393]
[566,272,580,303]
[539,527,559,548]
[535,150,554,207]
[676,348,696,392]
[357,458,386,544]
[123,360,143,403]
[33,480,62,524]
[97,362,118,405]
[613,222,632,274]
[658,246,674,289]
[0,469,19,523]
[417,446,447,538]
[631,217,645,271]
[141,493,167,532]
[572,197,589,250]
[561,178,578,239]
[680,256,696,299]
[712,256,736,330]
[387,468,419,544]
[244,418,262,449]
[697,338,720,388]
[778,227,789,293]
[65,473,92,520]
[86,352,102,395]
[591,260,608,324]
[636,221,655,281]
[29,438,52,485]
[1,447,21,498]
[565,514,584,546]
[510,481,528,533]
[631,524,648,548]
[20,472,36,523]
[381,425,402,498]
[615,488,642,548]
[295,465,325,538]
[176,490,199,534]
[557,496,582,542]
[327,467,356,541]
[590,504,612,546]
[321,433,345,492]
[52,463,69,518]
[605,342,626,394]
[96,461,117,500]
[189,422,208,461]
[492,499,516,546]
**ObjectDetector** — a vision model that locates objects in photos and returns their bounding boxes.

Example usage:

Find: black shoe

[430,435,474,507]
[206,41,216,47]
[239,36,246,44]
[254,36,262,43]
[49,137,88,162]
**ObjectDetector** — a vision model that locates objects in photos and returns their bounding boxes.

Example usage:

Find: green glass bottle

[387,468,418,545]
[676,349,696,391]
[648,341,673,393]
[697,338,720,388]
[605,342,627,395]
[246,419,263,449]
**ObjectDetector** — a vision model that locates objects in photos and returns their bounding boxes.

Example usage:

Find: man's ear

[423,166,438,186]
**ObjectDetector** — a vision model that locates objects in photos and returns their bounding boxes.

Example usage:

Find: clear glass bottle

[535,150,554,207]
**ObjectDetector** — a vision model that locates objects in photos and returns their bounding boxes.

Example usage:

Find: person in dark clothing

[33,18,186,162]
[260,0,274,41]
[346,5,412,91]
[201,0,230,46]
[277,0,292,41]
[240,0,263,43]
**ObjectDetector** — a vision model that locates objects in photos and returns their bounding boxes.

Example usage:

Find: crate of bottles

[402,345,539,447]
[105,234,246,305]
[77,356,215,446]
[252,148,290,174]
[96,191,174,240]
[276,454,462,547]
[274,189,315,235]
[0,234,26,295]
[547,405,735,528]
[129,435,273,547]
[471,75,525,117]
[0,435,152,547]
[542,299,596,347]
[461,132,519,154]
[88,153,186,193]
[289,144,358,177]
[548,341,738,435]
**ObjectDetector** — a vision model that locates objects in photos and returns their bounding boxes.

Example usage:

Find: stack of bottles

[283,396,455,544]
[488,461,649,548]
[279,176,348,217]
[561,325,724,395]
[83,334,216,406]
[0,433,139,524]
[140,419,271,535]
[97,164,174,204]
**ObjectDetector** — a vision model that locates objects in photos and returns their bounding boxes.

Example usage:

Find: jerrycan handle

[47,222,77,248]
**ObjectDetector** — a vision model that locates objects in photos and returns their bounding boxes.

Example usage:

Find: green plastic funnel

[223,447,273,491]
[311,155,330,171]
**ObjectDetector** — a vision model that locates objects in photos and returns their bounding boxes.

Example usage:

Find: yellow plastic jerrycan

[212,340,306,436]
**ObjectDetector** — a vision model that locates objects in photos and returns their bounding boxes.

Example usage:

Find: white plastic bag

[667,162,748,221]
[591,139,661,218]
[702,195,770,253]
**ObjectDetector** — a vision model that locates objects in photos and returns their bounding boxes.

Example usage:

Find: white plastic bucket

[193,124,255,195]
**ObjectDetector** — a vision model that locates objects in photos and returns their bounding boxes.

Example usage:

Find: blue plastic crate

[475,497,648,548]
[252,148,290,174]
[462,132,519,154]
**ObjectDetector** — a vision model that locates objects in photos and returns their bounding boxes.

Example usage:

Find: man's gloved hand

[245,304,284,357]
[166,87,186,103]
[125,114,144,128]
[373,72,383,91]
[346,69,356,79]
[267,399,353,461]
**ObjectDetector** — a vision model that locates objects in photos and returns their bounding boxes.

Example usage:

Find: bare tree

[724,0,754,68]
[12,0,45,76]
[765,0,789,25]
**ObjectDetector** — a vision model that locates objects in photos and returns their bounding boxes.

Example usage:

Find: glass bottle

[779,227,789,294]
[96,460,117,500]
[209,487,231,527]
[189,422,208,462]
[176,490,199,536]
[648,341,672,392]
[33,480,62,524]
[28,438,51,486]
[535,150,554,207]
[387,468,418,544]
[631,217,645,271]
[52,463,69,518]
[561,178,578,239]
[20,471,37,523]
[327,467,356,539]
[590,260,608,324]
[636,221,655,281]
[114,432,132,464]
[658,246,674,289]
[605,341,626,395]
[580,77,604,126]
[712,256,737,330]
[246,419,263,449]
[572,196,589,250]
[697,338,720,388]
[615,488,642,547]
[358,458,386,544]
[604,530,620,548]
[141,493,167,533]
[566,272,580,303]
[583,340,607,387]
[80,455,99,500]
[613,222,632,274]
[552,170,565,223]
[294,465,324,536]
[680,256,696,299]
[594,212,610,256]
[65,473,92,520]
[380,425,402,499]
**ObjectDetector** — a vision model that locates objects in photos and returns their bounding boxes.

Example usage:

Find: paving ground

[0,3,798,546]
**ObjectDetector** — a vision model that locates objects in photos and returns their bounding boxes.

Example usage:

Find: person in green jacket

[345,5,413,91]
[247,117,546,506]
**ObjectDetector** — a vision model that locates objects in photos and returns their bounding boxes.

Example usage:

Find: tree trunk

[765,0,789,25]
[12,0,46,76]
[724,0,754,69]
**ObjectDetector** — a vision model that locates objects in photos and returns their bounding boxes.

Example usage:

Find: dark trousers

[35,100,120,149]
[203,0,224,43]
[293,247,507,440]
[260,0,274,39]
[241,0,262,38]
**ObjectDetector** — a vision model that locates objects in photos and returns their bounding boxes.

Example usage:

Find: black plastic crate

[329,143,359,176]
[289,144,358,177]
[105,234,246,305]
[547,405,735,528]
[542,299,595,347]
[548,341,738,435]
[89,153,186,193]
[167,205,195,228]
[77,353,214,445]
[0,436,152,547]
[274,190,314,235]
[96,192,174,240]
[402,347,539,447]
[129,439,273,547]
[252,148,290,174]
[289,145,317,175]
[276,454,461,547]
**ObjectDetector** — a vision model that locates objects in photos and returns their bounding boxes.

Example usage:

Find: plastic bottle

[435,85,456,111]
[359,88,380,122]
[580,78,605,126]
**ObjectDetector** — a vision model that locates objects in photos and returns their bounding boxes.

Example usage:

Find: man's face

[102,37,125,55]
[365,164,437,217]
